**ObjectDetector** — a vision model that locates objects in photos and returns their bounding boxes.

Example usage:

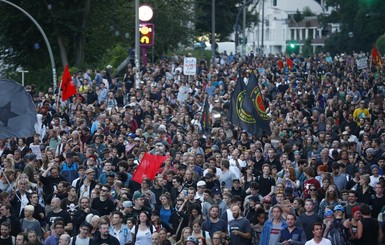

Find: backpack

[326,219,350,245]
[71,235,91,245]
[133,225,153,243]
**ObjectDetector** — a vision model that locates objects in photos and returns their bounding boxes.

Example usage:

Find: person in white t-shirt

[305,222,331,245]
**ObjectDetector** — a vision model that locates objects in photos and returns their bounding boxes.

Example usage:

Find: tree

[322,0,385,54]
[376,34,385,55]
[194,0,258,41]
[0,0,194,87]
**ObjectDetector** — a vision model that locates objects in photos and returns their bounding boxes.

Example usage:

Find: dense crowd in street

[0,50,384,245]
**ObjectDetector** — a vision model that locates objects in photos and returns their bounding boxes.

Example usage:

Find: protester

[0,50,384,245]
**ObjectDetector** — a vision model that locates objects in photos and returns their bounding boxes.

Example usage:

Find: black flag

[246,71,271,136]
[0,79,37,139]
[227,75,262,136]
[200,95,211,134]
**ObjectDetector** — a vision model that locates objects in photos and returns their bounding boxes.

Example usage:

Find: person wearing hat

[353,100,370,125]
[343,206,363,244]
[76,168,96,198]
[185,236,198,245]
[71,221,92,244]
[323,205,350,244]
[130,192,151,222]
[60,151,79,184]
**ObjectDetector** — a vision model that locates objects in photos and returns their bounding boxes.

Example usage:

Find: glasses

[213,237,221,240]
[81,201,89,204]
[310,189,316,191]
[101,189,109,192]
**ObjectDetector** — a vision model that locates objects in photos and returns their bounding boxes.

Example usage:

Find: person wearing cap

[353,100,370,125]
[185,236,198,245]
[323,205,350,244]
[369,164,382,187]
[130,192,151,222]
[76,168,96,198]
[60,151,79,184]
[195,180,206,203]
[70,221,91,244]
[343,206,363,244]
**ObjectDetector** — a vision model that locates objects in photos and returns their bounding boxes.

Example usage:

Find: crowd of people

[0,50,384,245]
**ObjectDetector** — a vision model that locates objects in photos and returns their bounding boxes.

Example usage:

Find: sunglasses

[310,189,316,191]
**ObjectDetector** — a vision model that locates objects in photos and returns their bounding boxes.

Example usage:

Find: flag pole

[56,74,63,111]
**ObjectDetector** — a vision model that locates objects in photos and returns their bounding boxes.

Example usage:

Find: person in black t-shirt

[91,184,115,216]
[0,222,14,245]
[46,198,72,234]
[90,221,119,245]
[258,164,276,197]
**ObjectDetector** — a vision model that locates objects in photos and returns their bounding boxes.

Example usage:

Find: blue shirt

[44,234,58,245]
[109,224,132,245]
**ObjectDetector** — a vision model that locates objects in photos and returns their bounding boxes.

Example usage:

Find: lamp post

[134,0,140,89]
[0,0,57,90]
[211,0,216,66]
[235,0,255,56]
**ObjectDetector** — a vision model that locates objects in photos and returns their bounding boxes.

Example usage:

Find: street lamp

[0,0,57,90]
[235,0,255,56]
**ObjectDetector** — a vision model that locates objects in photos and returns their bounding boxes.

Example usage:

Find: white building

[241,0,331,55]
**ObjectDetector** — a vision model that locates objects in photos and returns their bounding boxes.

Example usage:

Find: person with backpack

[109,211,132,245]
[70,222,91,245]
[323,205,350,245]
[131,211,155,245]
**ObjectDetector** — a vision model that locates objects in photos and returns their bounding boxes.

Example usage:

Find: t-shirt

[299,213,322,240]
[70,235,91,245]
[46,209,72,229]
[131,226,155,245]
[269,222,281,245]
[202,218,227,238]
[229,217,251,245]
[91,198,114,216]
[258,176,275,197]
[0,236,14,245]
[305,238,332,245]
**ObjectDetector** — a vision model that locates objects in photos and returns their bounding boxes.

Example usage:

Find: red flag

[286,57,294,70]
[278,60,283,69]
[132,152,168,183]
[372,47,383,67]
[61,65,77,101]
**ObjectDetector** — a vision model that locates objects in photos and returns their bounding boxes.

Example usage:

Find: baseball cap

[263,196,272,203]
[185,236,198,245]
[334,205,344,212]
[133,192,143,200]
[197,181,206,187]
[27,153,37,161]
[123,201,133,208]
[211,187,221,195]
[324,210,333,217]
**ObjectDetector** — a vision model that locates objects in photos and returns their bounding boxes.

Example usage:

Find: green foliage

[323,0,385,54]
[376,34,385,55]
[302,38,313,57]
[194,0,257,41]
[0,0,194,89]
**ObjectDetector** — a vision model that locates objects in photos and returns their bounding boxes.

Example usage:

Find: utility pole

[211,0,216,66]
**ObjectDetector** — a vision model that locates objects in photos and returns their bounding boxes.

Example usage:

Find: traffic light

[287,41,299,53]
[139,23,154,46]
